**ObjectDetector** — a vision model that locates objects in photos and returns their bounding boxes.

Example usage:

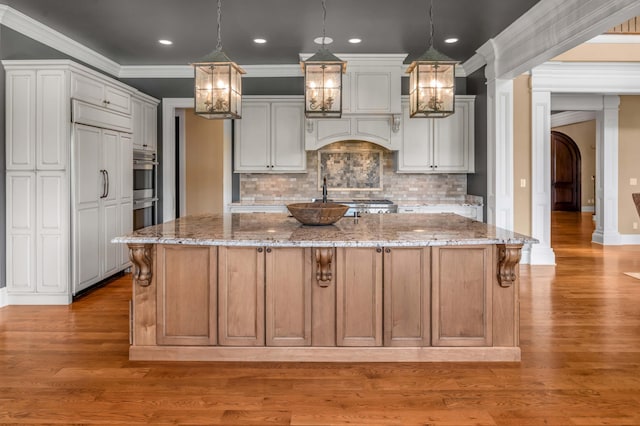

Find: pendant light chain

[428,0,434,49]
[321,0,327,48]
[216,0,223,51]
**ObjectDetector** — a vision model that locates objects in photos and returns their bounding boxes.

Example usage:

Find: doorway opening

[551,131,581,212]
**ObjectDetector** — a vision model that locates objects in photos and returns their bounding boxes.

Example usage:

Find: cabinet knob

[257,247,263,253]
[266,247,272,253]
[376,247,382,253]
[385,248,391,253]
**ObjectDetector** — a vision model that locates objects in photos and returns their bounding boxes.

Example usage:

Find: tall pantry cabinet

[4,60,158,304]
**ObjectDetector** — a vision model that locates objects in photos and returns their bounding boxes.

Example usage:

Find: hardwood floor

[1,212,640,425]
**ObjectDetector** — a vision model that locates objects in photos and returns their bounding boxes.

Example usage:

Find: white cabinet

[71,72,131,114]
[73,124,132,294]
[396,96,475,173]
[6,69,69,170]
[234,97,306,173]
[4,60,155,304]
[132,96,158,151]
[304,115,401,150]
[343,66,402,114]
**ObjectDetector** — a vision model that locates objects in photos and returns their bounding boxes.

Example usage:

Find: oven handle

[133,198,158,208]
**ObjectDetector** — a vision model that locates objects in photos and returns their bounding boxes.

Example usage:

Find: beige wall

[513,75,532,235]
[618,96,640,234]
[553,44,640,62]
[184,109,225,215]
[551,120,597,210]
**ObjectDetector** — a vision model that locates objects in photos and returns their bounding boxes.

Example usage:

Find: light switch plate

[520,179,526,188]
[630,178,637,186]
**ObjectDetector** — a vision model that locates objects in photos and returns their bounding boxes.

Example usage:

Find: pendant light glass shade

[407,47,456,118]
[407,0,457,118]
[302,48,346,118]
[301,0,346,118]
[191,0,245,119]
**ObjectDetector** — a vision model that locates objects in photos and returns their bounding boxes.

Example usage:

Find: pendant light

[301,0,346,118]
[191,0,245,119]
[407,0,457,118]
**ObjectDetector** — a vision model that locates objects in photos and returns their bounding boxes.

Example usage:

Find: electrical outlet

[630,178,638,186]
[520,179,526,188]
[633,222,638,230]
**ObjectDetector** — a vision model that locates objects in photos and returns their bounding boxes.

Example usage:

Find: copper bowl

[287,202,349,226]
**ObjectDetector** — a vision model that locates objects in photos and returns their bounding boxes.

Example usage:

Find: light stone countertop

[113,213,536,247]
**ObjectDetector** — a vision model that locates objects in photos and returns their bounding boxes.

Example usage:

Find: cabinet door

[102,130,119,202]
[234,102,270,171]
[131,98,144,150]
[101,201,120,278]
[433,99,471,172]
[397,103,434,172]
[6,70,36,170]
[36,70,68,170]
[383,247,430,346]
[104,84,131,114]
[218,246,265,346]
[73,125,101,293]
[352,70,394,113]
[156,245,217,345]
[335,247,383,346]
[71,72,105,107]
[265,247,312,346]
[36,171,69,294]
[143,102,157,151]
[271,102,306,171]
[6,172,36,292]
[432,245,493,346]
[119,201,132,268]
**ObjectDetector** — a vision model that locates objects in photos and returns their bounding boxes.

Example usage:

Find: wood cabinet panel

[383,247,430,346]
[432,245,493,347]
[156,245,217,345]
[336,247,383,346]
[218,246,265,346]
[6,70,36,170]
[265,247,312,346]
[311,248,337,346]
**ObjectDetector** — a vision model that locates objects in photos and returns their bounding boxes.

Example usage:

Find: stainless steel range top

[313,199,398,215]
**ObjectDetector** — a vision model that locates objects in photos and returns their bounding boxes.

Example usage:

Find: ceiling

[0,0,542,66]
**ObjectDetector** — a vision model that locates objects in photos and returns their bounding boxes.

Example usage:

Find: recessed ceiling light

[348,38,362,44]
[444,38,459,44]
[254,38,267,44]
[314,36,333,45]
[158,39,173,46]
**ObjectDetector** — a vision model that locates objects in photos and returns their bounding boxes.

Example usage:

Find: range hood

[301,54,406,151]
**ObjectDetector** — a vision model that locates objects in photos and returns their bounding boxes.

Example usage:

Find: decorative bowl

[287,202,349,226]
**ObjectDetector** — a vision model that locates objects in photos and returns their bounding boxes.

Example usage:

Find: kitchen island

[114,213,536,362]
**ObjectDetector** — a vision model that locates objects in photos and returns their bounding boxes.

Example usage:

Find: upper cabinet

[396,95,475,173]
[132,95,159,152]
[343,65,402,114]
[70,72,131,115]
[234,97,306,173]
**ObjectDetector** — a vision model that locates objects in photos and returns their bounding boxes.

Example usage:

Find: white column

[592,96,620,244]
[530,90,556,265]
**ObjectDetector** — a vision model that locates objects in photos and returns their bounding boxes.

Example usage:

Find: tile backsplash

[239,141,467,201]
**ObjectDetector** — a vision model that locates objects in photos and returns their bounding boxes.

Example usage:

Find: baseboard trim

[619,234,640,245]
[520,243,532,265]
[7,293,72,305]
[0,287,7,308]
[581,206,595,213]
[130,345,521,363]
[530,245,556,265]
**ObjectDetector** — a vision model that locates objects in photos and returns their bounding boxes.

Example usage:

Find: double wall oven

[133,150,158,230]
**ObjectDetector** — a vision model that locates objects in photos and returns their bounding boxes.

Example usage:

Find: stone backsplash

[239,141,468,202]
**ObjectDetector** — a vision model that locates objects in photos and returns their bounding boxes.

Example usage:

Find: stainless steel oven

[133,198,157,231]
[133,150,157,200]
[133,150,157,230]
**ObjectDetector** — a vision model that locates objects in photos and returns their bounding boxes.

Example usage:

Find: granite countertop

[113,213,536,247]
[230,195,483,207]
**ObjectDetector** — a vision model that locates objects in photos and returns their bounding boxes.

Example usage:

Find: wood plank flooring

[1,212,640,425]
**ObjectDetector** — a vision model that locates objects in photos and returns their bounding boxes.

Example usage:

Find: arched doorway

[551,131,581,212]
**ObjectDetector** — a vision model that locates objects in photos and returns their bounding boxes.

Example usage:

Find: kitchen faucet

[322,177,328,203]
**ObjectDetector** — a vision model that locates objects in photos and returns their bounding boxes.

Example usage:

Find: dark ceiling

[0,0,542,66]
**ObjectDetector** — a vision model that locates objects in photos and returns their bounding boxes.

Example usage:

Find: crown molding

[466,0,640,80]
[550,111,597,128]
[0,4,121,77]
[119,64,305,79]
